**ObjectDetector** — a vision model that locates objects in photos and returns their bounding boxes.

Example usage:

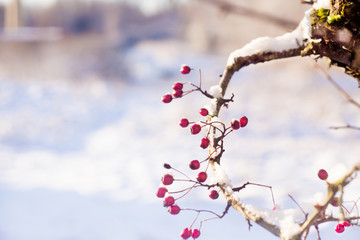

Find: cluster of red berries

[159,65,249,239]
[316,168,355,234]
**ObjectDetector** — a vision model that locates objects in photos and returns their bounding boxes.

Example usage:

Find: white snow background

[1,2,360,240]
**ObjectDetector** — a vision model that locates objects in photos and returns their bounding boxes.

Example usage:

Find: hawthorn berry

[331,197,340,207]
[240,116,248,127]
[156,187,168,198]
[173,89,183,98]
[181,227,192,239]
[162,93,172,103]
[335,223,345,233]
[199,108,209,116]
[162,174,174,185]
[197,171,207,182]
[317,169,328,180]
[209,190,219,200]
[189,160,200,170]
[180,65,191,74]
[231,119,240,130]
[179,118,189,128]
[342,221,351,227]
[173,82,183,91]
[163,196,175,207]
[192,229,201,239]
[200,137,210,149]
[169,205,181,215]
[191,124,201,135]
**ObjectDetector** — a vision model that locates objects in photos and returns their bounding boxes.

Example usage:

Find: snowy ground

[0,36,359,240]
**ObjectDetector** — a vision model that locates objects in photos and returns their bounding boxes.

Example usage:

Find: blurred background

[0,0,359,239]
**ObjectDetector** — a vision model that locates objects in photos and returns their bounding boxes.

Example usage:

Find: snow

[212,163,232,187]
[209,85,223,98]
[313,0,331,10]
[227,6,314,66]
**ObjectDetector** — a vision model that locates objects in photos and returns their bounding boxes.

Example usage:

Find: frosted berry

[209,190,219,199]
[191,124,201,135]
[192,229,200,239]
[200,137,210,149]
[173,89,183,98]
[181,227,192,239]
[156,187,168,198]
[342,221,351,227]
[163,196,175,207]
[335,223,345,233]
[199,108,209,116]
[192,229,201,239]
[179,118,190,128]
[317,169,328,180]
[180,65,191,74]
[169,204,181,215]
[197,171,207,182]
[162,94,172,103]
[189,160,200,170]
[231,119,240,130]
[240,116,248,127]
[173,82,183,91]
[162,174,174,185]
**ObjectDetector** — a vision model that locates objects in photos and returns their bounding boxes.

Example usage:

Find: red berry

[169,205,181,215]
[200,137,210,149]
[181,227,192,239]
[163,196,175,207]
[240,116,248,127]
[317,169,328,180]
[197,172,207,182]
[199,108,209,116]
[231,119,240,130]
[173,82,183,90]
[191,124,201,135]
[331,197,340,207]
[180,65,191,74]
[189,160,200,170]
[162,94,172,103]
[342,221,351,227]
[173,89,183,98]
[192,229,201,239]
[156,187,168,198]
[335,223,345,233]
[179,118,189,128]
[162,174,174,185]
[209,190,219,199]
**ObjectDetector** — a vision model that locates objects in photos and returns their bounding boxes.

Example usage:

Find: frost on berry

[180,227,192,239]
[197,171,207,182]
[231,119,240,130]
[163,196,175,207]
[162,93,172,103]
[179,118,189,128]
[335,223,345,233]
[189,160,200,170]
[199,108,209,116]
[317,169,328,180]
[200,137,210,149]
[191,124,201,135]
[209,190,219,200]
[173,82,183,91]
[156,187,168,198]
[162,174,174,185]
[192,229,201,239]
[240,116,248,127]
[342,221,351,227]
[173,89,183,98]
[169,205,181,215]
[180,65,191,74]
